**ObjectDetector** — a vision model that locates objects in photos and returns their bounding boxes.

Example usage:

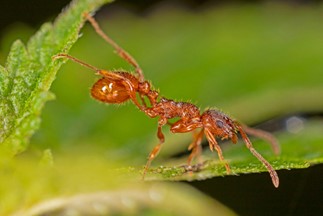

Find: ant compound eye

[216,120,224,128]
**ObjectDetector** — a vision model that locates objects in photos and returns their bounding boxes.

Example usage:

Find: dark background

[1,0,322,38]
[1,0,322,215]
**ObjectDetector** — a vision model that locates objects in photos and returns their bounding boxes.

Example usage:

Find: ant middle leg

[187,129,204,166]
[83,13,145,82]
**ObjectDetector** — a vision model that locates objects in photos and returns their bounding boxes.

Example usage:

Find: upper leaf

[0,0,113,155]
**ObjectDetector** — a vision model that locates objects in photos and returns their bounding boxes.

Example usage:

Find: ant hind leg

[83,13,145,82]
[142,117,167,179]
[52,54,100,72]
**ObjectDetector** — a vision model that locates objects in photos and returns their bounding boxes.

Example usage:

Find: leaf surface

[0,0,113,155]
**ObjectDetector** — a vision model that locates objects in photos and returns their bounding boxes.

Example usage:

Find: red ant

[53,13,280,188]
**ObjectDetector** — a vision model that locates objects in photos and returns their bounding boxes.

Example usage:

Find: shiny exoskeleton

[53,13,280,188]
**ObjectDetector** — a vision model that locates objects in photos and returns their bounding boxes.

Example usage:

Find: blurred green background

[1,0,323,215]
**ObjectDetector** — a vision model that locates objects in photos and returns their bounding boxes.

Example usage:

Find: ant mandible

[53,13,280,188]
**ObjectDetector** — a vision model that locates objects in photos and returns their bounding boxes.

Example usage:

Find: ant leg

[53,54,145,109]
[204,128,231,174]
[83,13,145,82]
[139,94,148,108]
[242,124,280,155]
[126,84,145,111]
[142,117,167,179]
[52,54,100,72]
[187,129,204,165]
[168,119,204,165]
[237,125,279,188]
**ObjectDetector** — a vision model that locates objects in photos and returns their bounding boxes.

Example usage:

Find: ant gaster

[53,13,280,188]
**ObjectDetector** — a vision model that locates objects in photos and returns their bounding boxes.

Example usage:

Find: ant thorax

[149,98,201,120]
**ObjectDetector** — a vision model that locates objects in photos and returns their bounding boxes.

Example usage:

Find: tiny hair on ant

[53,13,280,188]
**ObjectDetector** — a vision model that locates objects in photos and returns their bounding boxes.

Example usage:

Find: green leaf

[0,3,322,214]
[0,0,113,155]
[0,148,235,215]
[16,183,236,216]
[144,120,323,185]
[24,4,322,185]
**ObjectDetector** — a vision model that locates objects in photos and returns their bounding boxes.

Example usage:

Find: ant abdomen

[91,77,131,103]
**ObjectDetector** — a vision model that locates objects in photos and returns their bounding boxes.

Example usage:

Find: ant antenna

[243,125,280,155]
[83,13,145,82]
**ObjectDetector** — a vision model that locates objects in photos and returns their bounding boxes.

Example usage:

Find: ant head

[201,110,238,143]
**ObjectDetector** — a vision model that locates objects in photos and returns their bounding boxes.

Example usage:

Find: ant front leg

[204,128,231,174]
[142,117,167,179]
